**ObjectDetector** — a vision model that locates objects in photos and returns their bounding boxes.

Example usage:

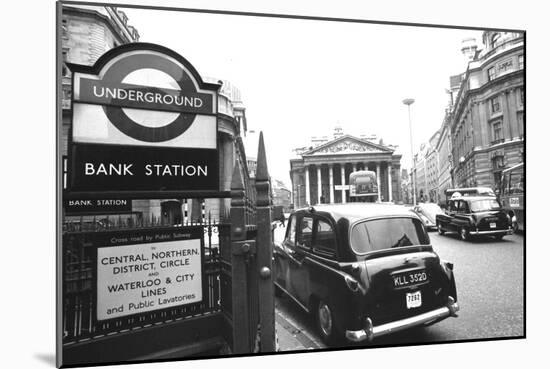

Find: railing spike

[256,131,269,181]
[230,159,245,191]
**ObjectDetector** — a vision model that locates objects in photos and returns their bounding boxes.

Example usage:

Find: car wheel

[493,234,504,241]
[437,222,445,235]
[459,227,470,241]
[317,300,340,345]
[512,222,519,233]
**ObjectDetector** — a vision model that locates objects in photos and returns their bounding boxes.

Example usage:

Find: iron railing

[62,218,230,344]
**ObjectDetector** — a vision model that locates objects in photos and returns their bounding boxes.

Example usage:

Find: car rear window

[470,199,501,212]
[350,217,429,254]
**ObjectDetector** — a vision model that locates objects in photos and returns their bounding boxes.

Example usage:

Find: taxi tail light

[447,296,459,317]
[440,259,454,279]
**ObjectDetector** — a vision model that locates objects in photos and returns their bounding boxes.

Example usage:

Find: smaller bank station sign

[66,43,220,196]
[63,44,221,323]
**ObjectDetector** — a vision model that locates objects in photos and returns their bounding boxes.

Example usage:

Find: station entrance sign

[67,43,221,196]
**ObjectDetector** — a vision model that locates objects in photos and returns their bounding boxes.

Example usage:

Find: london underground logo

[75,49,215,143]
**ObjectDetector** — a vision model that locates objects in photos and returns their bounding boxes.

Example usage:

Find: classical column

[341,164,346,204]
[329,164,334,204]
[317,165,322,204]
[376,162,381,201]
[387,162,393,202]
[304,165,310,205]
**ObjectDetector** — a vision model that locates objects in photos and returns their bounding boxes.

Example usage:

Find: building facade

[450,31,524,190]
[435,113,454,205]
[426,131,441,203]
[272,179,292,212]
[401,169,412,205]
[413,144,428,203]
[290,134,402,208]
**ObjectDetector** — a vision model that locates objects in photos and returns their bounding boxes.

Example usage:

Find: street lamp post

[403,98,417,206]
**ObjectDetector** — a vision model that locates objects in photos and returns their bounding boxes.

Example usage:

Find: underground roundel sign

[67,43,220,194]
[70,43,218,147]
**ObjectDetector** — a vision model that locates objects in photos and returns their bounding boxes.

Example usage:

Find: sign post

[61,44,227,364]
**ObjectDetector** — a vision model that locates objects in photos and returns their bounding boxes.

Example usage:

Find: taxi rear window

[350,217,429,254]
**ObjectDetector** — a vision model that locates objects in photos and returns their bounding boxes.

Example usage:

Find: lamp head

[403,98,415,105]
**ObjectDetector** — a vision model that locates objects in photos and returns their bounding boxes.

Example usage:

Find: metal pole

[408,104,417,206]
[403,99,417,206]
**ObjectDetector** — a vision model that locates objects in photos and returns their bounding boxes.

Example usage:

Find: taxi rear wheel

[316,300,340,344]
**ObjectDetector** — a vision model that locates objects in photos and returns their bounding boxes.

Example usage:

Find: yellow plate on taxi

[490,222,497,228]
[406,291,422,309]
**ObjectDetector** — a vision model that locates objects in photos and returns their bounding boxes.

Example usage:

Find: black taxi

[435,195,513,241]
[273,203,459,344]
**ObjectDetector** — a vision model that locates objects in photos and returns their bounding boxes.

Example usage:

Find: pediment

[303,135,393,156]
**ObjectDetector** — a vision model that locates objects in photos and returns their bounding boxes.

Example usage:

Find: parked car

[273,203,459,344]
[435,195,513,241]
[411,203,444,231]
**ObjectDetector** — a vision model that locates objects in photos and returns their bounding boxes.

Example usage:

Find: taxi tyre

[459,227,470,241]
[316,299,342,345]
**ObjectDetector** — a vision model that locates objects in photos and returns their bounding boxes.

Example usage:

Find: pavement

[275,306,324,352]
[272,223,323,352]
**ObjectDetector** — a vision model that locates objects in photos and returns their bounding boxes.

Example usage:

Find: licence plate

[490,222,496,228]
[393,270,428,288]
[406,291,422,309]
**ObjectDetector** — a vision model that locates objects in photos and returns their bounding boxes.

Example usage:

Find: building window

[492,155,504,170]
[490,96,501,113]
[61,18,68,39]
[62,50,70,77]
[518,88,524,106]
[518,54,524,69]
[488,66,496,81]
[492,121,503,143]
[517,112,524,137]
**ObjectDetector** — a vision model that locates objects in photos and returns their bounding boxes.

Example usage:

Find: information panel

[95,228,203,320]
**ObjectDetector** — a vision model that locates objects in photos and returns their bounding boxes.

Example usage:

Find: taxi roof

[294,203,416,223]
[449,195,498,202]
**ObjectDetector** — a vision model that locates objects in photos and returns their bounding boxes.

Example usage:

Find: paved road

[274,225,525,349]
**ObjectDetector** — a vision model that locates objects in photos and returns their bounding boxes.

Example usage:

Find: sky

[118,6,483,188]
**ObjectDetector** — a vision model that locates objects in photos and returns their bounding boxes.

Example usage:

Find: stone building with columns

[290,134,402,208]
